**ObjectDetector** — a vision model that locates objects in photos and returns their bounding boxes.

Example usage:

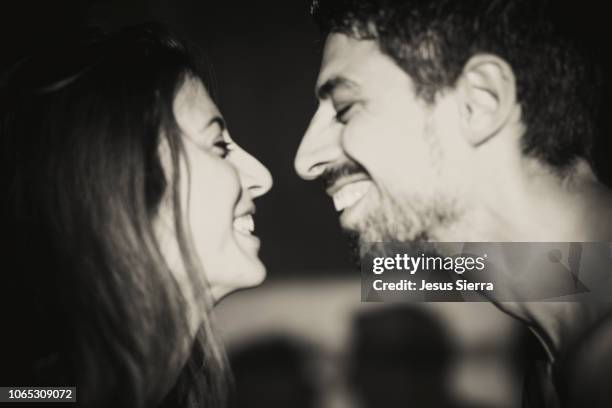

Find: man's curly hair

[311,0,603,170]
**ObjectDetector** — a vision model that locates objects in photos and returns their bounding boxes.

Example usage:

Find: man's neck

[451,159,612,360]
[472,159,612,242]
[520,301,612,363]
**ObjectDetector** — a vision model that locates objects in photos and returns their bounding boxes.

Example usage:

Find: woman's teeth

[233,214,255,234]
[332,180,372,212]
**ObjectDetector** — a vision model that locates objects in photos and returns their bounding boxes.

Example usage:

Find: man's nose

[294,108,343,180]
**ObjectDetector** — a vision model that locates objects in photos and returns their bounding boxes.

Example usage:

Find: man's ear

[456,54,518,146]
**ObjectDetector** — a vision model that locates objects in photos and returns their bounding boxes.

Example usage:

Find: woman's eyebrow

[203,116,226,132]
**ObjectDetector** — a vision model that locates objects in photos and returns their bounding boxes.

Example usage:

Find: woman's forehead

[173,76,220,132]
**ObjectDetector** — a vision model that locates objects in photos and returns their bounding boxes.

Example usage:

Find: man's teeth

[332,180,372,212]
[233,215,255,234]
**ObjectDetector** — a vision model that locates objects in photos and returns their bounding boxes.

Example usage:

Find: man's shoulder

[555,312,612,407]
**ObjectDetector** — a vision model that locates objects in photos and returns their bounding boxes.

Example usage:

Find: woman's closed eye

[196,116,233,158]
[212,138,232,159]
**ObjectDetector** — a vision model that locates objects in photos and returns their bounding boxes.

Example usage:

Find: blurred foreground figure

[350,306,489,408]
[230,337,317,408]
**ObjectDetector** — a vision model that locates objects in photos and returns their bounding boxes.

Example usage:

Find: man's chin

[339,227,406,269]
[341,221,433,271]
[341,228,363,270]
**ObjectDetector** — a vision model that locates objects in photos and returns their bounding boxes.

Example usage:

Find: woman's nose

[229,144,273,199]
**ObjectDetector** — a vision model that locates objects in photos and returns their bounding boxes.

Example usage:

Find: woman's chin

[237,257,267,288]
[210,256,267,304]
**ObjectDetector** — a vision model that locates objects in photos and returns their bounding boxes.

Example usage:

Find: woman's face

[158,76,272,307]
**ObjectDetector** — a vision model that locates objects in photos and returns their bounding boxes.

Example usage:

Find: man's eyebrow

[316,76,358,100]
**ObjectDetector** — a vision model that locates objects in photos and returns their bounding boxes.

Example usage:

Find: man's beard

[319,122,461,266]
[321,161,446,243]
[342,184,460,267]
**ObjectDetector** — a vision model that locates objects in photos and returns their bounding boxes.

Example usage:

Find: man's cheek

[342,128,388,168]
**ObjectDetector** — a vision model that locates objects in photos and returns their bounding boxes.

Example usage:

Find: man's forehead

[316,33,382,93]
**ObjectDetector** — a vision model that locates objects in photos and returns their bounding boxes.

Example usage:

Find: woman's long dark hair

[0,23,228,408]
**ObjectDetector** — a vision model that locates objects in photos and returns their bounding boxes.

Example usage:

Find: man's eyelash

[335,104,354,123]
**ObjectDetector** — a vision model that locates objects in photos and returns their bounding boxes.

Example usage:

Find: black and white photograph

[1,1,611,407]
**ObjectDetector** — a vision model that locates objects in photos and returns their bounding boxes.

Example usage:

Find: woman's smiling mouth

[233,214,255,235]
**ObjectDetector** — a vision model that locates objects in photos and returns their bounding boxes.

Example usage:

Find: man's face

[295,33,464,246]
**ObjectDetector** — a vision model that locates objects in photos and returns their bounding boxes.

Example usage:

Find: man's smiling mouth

[328,179,373,212]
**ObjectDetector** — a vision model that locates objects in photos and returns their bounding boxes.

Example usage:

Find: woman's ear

[456,54,518,146]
